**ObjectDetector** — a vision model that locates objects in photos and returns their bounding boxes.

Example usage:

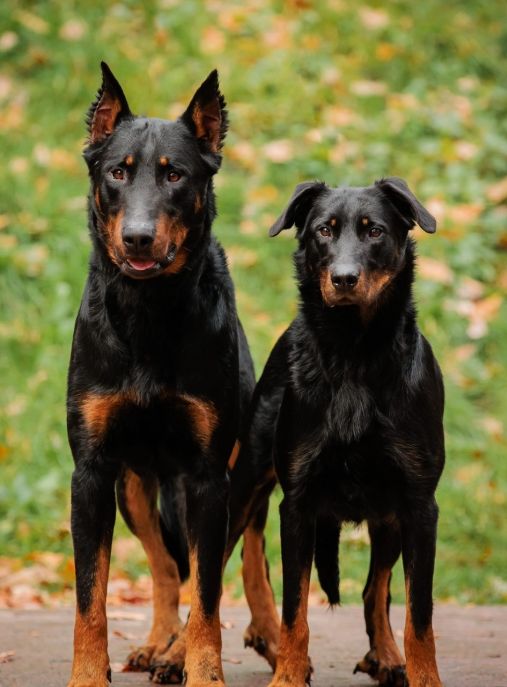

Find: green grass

[1,0,506,604]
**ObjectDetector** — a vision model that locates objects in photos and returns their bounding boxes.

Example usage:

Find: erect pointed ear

[375,177,436,234]
[180,70,228,153]
[86,62,132,144]
[269,181,327,237]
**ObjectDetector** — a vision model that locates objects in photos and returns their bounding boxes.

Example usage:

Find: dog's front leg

[68,463,117,687]
[268,496,315,687]
[401,499,442,687]
[184,473,229,687]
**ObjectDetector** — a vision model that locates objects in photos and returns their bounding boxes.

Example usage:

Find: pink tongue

[128,259,156,271]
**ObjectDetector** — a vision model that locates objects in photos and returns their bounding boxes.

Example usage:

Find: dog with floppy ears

[66,64,282,687]
[233,178,445,687]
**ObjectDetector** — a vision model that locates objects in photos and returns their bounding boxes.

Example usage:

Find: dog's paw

[149,634,186,684]
[267,678,309,687]
[354,649,407,687]
[306,656,314,683]
[265,656,313,687]
[150,661,184,684]
[124,633,178,673]
[124,644,156,671]
[243,621,278,670]
[67,664,111,687]
[67,670,111,687]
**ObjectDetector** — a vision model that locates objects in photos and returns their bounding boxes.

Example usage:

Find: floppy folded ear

[375,177,436,234]
[180,70,228,153]
[87,62,132,144]
[269,181,327,237]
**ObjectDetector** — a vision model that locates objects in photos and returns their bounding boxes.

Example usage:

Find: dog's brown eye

[168,171,181,182]
[319,226,331,237]
[368,227,383,238]
[111,168,124,180]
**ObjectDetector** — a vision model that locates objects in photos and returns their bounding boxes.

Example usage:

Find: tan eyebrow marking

[330,217,336,227]
[125,155,134,166]
[159,156,170,166]
[362,217,369,226]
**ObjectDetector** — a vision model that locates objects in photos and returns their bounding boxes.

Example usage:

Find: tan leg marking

[268,572,310,687]
[68,546,111,687]
[369,569,404,666]
[122,470,182,671]
[185,550,225,686]
[242,524,280,670]
[404,581,442,687]
[227,440,240,470]
[356,568,405,682]
[150,625,187,684]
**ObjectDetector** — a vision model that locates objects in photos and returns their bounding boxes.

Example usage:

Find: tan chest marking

[80,390,217,449]
[178,393,218,450]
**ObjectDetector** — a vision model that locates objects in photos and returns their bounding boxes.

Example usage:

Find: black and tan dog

[236,178,445,687]
[66,64,279,687]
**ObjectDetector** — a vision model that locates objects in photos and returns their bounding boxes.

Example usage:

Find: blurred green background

[1,0,506,606]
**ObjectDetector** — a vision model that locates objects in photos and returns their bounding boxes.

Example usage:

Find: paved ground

[0,604,505,686]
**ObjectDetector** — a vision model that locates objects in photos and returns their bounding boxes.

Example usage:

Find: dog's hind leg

[226,427,281,671]
[116,468,184,673]
[241,498,280,670]
[354,520,407,687]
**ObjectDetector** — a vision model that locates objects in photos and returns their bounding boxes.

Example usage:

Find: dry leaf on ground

[0,651,15,664]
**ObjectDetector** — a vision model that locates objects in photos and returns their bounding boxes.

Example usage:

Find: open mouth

[123,259,162,278]
[122,246,177,279]
[127,259,157,271]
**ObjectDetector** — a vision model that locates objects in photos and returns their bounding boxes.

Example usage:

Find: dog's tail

[314,516,340,606]
[159,479,190,583]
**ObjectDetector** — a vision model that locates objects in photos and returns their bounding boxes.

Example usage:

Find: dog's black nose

[331,267,360,289]
[122,226,154,252]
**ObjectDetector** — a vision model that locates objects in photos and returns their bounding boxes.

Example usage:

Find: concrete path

[0,605,505,686]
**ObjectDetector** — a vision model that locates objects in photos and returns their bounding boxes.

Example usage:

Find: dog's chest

[291,339,395,444]
[324,380,378,444]
[78,382,217,473]
[312,439,403,522]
